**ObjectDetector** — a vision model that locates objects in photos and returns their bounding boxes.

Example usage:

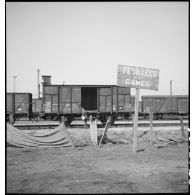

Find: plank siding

[44,95,52,113]
[6,93,32,115]
[32,99,43,113]
[44,86,58,94]
[15,94,31,114]
[142,96,189,114]
[6,94,13,113]
[60,87,71,113]
[52,95,58,113]
[99,88,112,112]
[72,87,81,113]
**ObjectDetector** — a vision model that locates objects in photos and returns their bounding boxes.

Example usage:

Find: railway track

[12,120,189,130]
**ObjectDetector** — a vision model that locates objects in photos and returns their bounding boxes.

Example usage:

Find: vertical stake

[9,114,14,125]
[133,88,139,153]
[61,115,65,124]
[179,116,184,137]
[99,117,110,147]
[129,87,131,121]
[83,113,87,129]
[94,118,98,145]
[89,116,98,145]
[149,110,153,144]
[132,113,134,137]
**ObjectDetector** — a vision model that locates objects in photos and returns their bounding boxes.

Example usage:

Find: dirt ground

[6,126,189,194]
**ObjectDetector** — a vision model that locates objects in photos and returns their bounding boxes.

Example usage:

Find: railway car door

[81,87,97,111]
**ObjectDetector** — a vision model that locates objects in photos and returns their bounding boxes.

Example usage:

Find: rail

[12,120,189,130]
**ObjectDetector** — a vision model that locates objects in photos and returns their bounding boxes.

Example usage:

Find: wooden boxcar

[141,95,189,119]
[6,93,32,122]
[42,84,136,124]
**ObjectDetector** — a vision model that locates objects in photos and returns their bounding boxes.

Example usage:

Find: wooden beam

[58,86,60,114]
[149,110,154,144]
[70,87,72,113]
[111,86,113,113]
[179,116,185,137]
[9,114,14,125]
[99,117,111,147]
[133,88,139,153]
[61,115,65,123]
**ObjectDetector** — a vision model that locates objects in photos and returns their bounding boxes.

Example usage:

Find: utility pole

[129,70,132,121]
[37,69,40,99]
[170,80,172,95]
[170,80,173,111]
[13,76,17,92]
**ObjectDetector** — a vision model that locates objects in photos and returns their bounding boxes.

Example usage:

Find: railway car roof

[142,95,188,98]
[6,92,32,95]
[43,84,125,87]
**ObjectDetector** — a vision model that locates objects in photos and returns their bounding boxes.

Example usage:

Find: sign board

[117,65,160,91]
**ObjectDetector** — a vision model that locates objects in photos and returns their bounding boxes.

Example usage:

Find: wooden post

[149,110,153,144]
[60,115,65,124]
[89,115,93,142]
[132,113,135,137]
[179,116,184,137]
[94,119,98,145]
[89,116,98,145]
[133,88,139,153]
[9,114,14,125]
[84,116,87,129]
[129,87,131,121]
[99,116,111,147]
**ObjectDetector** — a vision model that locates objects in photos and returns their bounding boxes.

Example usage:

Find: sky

[6,2,189,98]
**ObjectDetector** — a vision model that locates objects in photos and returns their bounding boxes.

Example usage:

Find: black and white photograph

[5,1,190,194]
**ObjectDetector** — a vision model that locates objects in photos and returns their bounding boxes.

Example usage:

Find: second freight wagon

[141,95,189,119]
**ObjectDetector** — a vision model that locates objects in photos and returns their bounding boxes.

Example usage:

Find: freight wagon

[6,93,32,122]
[42,80,136,125]
[141,95,189,119]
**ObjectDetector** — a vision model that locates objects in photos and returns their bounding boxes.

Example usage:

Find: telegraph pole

[170,80,173,111]
[13,76,17,92]
[37,69,40,99]
[170,80,172,95]
[129,71,132,121]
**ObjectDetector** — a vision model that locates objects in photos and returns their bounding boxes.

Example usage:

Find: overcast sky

[6,2,189,98]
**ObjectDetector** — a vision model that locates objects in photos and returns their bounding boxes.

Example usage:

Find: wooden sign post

[149,110,153,144]
[133,88,139,152]
[117,64,160,153]
[129,87,132,121]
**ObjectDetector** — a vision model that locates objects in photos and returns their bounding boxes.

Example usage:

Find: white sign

[117,65,160,91]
